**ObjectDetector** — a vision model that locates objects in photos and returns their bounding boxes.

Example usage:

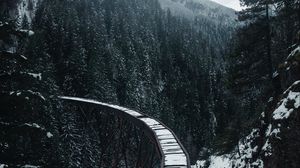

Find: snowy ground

[192,154,231,168]
[193,80,300,168]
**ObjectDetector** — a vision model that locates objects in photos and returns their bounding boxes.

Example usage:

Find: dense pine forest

[0,0,300,167]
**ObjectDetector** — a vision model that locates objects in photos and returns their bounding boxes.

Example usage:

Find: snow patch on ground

[193,130,262,168]
[27,72,41,80]
[0,164,8,168]
[192,160,206,168]
[19,29,35,36]
[265,124,272,136]
[273,90,300,120]
[23,123,43,130]
[262,139,272,157]
[272,71,279,78]
[46,132,53,138]
[231,129,263,168]
[192,154,231,168]
[283,80,300,95]
[209,155,231,168]
[268,97,273,103]
[270,128,281,139]
[21,72,42,80]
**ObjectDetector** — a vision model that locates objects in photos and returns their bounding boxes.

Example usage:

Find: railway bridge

[59,96,191,168]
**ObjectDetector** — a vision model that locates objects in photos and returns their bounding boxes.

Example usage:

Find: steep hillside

[0,0,238,166]
[158,0,237,25]
[193,42,300,168]
[230,45,300,168]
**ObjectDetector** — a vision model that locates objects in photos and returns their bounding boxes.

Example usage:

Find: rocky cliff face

[232,80,300,168]
[193,43,300,168]
[236,44,300,168]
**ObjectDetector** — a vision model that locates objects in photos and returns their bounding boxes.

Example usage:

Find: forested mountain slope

[193,0,300,167]
[0,0,237,166]
[2,0,300,167]
[194,39,300,168]
[158,0,236,25]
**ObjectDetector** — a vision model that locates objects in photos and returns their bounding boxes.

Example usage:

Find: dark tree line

[29,0,235,162]
[225,0,300,156]
[0,15,62,168]
[1,0,238,166]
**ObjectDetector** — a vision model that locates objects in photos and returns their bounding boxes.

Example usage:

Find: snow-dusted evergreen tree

[2,0,238,166]
[0,2,59,166]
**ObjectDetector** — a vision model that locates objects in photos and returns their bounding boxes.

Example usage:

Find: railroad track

[59,96,191,168]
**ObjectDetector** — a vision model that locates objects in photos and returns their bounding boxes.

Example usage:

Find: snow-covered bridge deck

[59,96,190,168]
